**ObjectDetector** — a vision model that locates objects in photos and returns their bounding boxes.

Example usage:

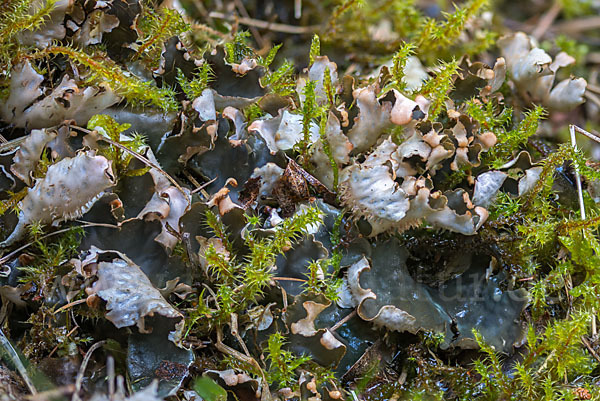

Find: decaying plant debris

[1,0,600,400]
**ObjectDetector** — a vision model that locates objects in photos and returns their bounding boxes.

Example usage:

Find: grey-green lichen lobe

[348,239,528,352]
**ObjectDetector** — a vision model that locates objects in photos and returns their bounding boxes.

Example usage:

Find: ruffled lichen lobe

[2,152,115,246]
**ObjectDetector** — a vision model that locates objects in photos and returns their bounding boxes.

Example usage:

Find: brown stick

[331,310,357,332]
[552,16,600,34]
[72,341,107,401]
[233,0,265,49]
[207,11,320,34]
[53,299,88,315]
[582,336,600,363]
[531,2,562,40]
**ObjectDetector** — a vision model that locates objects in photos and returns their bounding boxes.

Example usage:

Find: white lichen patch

[339,131,487,236]
[1,152,115,246]
[346,85,393,153]
[85,248,182,332]
[10,129,57,186]
[498,32,587,111]
[0,61,120,129]
[248,110,319,154]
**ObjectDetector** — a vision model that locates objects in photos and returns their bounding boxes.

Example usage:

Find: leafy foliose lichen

[0,1,599,400]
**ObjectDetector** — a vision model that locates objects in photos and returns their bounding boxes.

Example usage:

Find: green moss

[0,0,57,76]
[18,226,84,298]
[389,41,416,93]
[132,2,190,68]
[45,46,178,111]
[265,332,311,387]
[487,105,547,168]
[417,59,460,120]
[176,63,214,100]
[224,31,255,64]
[188,207,323,333]
[87,114,150,178]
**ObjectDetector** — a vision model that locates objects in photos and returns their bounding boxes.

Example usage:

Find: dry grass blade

[71,340,107,401]
[206,11,320,34]
[0,328,37,395]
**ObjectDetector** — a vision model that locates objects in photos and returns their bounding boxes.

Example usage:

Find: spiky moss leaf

[0,0,58,73]
[176,63,214,100]
[414,0,489,58]
[88,114,150,178]
[390,41,417,92]
[309,34,320,66]
[44,46,178,111]
[131,4,189,69]
[488,105,546,168]
[202,207,324,327]
[224,31,254,65]
[417,59,460,120]
[0,0,58,39]
[265,332,311,388]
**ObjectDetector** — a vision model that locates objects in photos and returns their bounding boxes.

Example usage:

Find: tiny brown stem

[206,12,320,34]
[330,310,356,332]
[53,299,88,315]
[72,341,107,401]
[581,336,600,363]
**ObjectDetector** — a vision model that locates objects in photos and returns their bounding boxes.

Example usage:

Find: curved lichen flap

[286,293,347,368]
[1,151,116,247]
[339,122,489,236]
[348,244,449,335]
[348,238,528,352]
[80,247,183,331]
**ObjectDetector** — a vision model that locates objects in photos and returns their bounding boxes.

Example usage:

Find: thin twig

[294,0,302,19]
[569,125,586,220]
[106,355,115,398]
[233,0,265,48]
[587,83,600,94]
[48,326,78,358]
[272,277,306,282]
[206,12,320,34]
[0,136,26,155]
[69,125,187,196]
[531,2,562,40]
[0,223,119,271]
[74,220,121,229]
[190,176,218,194]
[190,0,208,17]
[588,52,600,64]
[229,313,252,357]
[582,336,600,363]
[570,125,597,336]
[572,125,600,144]
[552,16,600,34]
[72,340,107,401]
[53,299,88,315]
[215,327,271,401]
[26,385,75,401]
[585,91,600,110]
[330,310,356,332]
